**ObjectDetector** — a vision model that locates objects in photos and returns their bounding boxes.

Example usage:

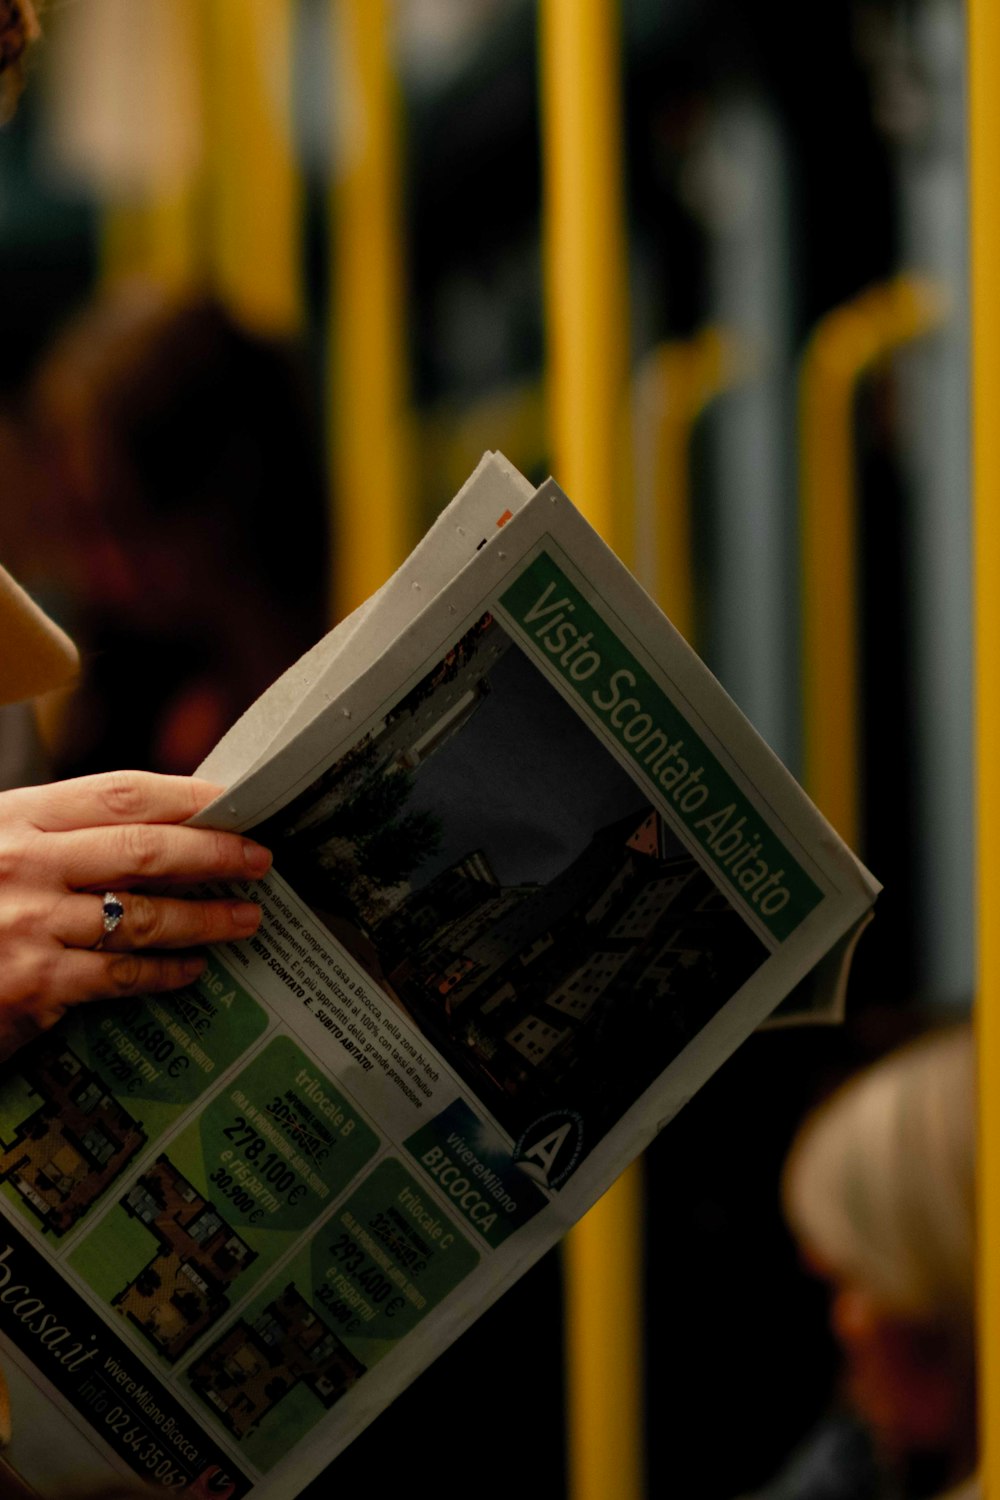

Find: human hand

[0,770,271,1058]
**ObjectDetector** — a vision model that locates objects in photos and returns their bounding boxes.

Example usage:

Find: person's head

[25,284,328,630]
[13,283,330,771]
[0,0,41,122]
[783,1025,977,1481]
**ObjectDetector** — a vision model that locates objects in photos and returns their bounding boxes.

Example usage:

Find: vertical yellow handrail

[798,275,943,850]
[969,0,1000,1486]
[540,0,631,557]
[202,0,302,334]
[538,6,644,1500]
[329,0,412,619]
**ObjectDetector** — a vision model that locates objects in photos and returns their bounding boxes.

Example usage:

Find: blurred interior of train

[0,2,973,1496]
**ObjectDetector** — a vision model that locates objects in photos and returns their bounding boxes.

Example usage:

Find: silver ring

[92,892,125,950]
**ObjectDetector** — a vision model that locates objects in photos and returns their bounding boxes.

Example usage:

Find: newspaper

[0,454,879,1499]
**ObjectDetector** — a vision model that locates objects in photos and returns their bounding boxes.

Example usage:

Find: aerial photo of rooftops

[257,612,768,1159]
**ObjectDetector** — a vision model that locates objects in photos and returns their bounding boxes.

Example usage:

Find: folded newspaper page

[0,455,878,1499]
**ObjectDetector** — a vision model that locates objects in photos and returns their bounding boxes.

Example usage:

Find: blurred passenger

[18,284,329,775]
[0,12,274,1071]
[741,1026,977,1500]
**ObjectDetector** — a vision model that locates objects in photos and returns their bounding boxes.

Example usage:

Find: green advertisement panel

[308,1157,480,1366]
[70,1035,379,1367]
[404,1098,548,1246]
[0,958,267,1239]
[71,955,269,1132]
[185,1158,478,1472]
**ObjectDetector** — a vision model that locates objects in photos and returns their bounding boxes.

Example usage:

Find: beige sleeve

[0,564,79,708]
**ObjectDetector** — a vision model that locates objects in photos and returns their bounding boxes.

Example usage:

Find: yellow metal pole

[539,6,643,1500]
[969,0,1000,1485]
[798,276,942,850]
[540,0,631,555]
[202,0,302,333]
[329,0,412,618]
[564,1161,645,1500]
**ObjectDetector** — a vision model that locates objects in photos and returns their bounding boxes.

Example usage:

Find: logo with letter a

[513,1110,584,1190]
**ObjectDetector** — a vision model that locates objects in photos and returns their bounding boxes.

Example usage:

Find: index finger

[8,771,226,833]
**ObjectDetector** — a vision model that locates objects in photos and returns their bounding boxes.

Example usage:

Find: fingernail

[242,841,272,876]
[184,955,207,979]
[231,901,262,932]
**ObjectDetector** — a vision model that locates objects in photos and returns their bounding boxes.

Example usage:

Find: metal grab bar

[799,274,943,851]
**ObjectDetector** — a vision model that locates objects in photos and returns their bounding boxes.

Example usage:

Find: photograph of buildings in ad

[260,614,769,1157]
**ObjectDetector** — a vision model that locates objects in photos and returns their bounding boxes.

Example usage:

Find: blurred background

[0,1,972,1496]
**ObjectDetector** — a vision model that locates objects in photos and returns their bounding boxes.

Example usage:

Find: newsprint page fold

[0,455,878,1499]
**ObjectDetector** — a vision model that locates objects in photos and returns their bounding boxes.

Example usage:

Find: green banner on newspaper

[499,551,824,941]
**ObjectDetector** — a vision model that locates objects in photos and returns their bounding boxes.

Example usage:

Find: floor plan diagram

[113,1155,257,1362]
[190,1283,365,1439]
[0,1041,147,1236]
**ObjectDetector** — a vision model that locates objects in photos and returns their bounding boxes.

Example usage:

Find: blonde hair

[783,1025,976,1328]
